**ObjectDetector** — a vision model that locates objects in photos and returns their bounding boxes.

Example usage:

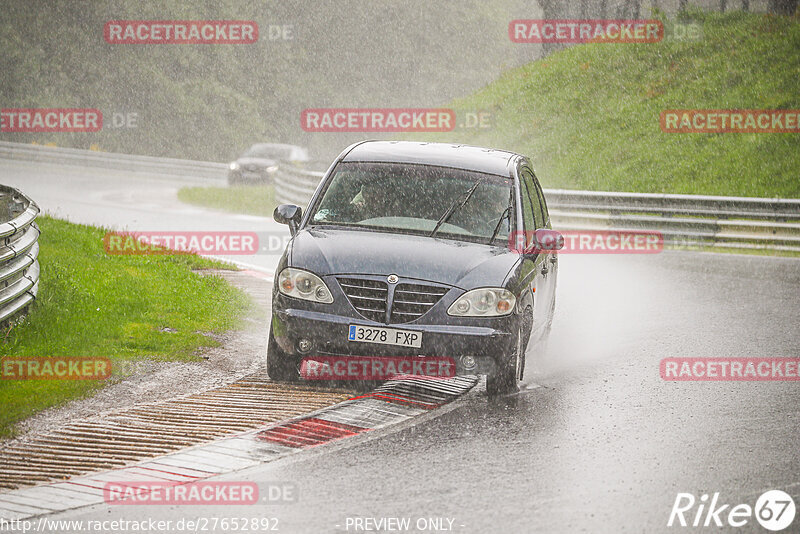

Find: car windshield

[308,162,513,244]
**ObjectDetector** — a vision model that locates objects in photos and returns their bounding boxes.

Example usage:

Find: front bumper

[271,293,517,376]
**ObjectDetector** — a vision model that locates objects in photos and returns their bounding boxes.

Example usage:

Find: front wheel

[486,329,521,396]
[267,331,300,382]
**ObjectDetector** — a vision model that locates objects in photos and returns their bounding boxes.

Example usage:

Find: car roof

[341,141,521,176]
[250,142,302,150]
[244,143,309,160]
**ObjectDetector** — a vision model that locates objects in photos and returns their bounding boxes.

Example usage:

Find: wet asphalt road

[4,161,800,533]
[57,251,793,534]
[1,159,288,273]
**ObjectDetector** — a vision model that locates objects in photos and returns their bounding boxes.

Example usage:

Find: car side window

[530,170,549,226]
[521,168,544,229]
[516,171,536,252]
[517,173,535,233]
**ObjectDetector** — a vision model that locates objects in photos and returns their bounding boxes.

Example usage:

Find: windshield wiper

[487,188,514,246]
[487,207,511,246]
[429,178,483,238]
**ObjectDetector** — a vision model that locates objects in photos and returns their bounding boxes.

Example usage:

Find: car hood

[288,227,520,289]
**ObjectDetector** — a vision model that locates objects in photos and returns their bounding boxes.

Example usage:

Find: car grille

[337,277,449,324]
[391,283,449,323]
[337,277,388,323]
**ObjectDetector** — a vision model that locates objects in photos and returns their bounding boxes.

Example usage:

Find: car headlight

[447,288,515,317]
[229,162,240,171]
[278,268,333,303]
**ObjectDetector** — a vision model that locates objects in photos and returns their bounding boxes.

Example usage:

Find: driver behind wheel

[350,180,392,221]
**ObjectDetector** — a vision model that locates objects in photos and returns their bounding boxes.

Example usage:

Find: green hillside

[412,11,800,197]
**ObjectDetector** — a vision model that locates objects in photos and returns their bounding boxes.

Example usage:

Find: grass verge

[0,216,250,439]
[177,184,279,218]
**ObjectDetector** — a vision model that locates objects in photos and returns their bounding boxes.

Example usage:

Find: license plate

[348,325,422,348]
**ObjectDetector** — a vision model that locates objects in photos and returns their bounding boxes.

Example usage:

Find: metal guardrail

[544,189,800,221]
[274,165,324,206]
[0,141,227,181]
[0,186,40,326]
[274,166,800,252]
[545,190,800,251]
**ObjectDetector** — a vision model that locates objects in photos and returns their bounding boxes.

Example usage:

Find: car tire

[519,306,533,379]
[486,329,521,396]
[267,331,300,382]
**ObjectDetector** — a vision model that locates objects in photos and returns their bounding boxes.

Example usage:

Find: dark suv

[269,141,562,395]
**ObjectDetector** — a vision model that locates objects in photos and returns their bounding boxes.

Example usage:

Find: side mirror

[273,204,302,235]
[526,229,564,253]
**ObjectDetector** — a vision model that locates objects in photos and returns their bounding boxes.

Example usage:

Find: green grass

[177,185,279,217]
[0,216,250,438]
[408,11,800,198]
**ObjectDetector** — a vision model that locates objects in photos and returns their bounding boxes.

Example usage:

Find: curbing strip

[0,375,477,521]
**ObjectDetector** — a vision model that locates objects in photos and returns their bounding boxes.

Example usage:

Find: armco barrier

[0,141,226,181]
[274,165,324,206]
[273,167,800,252]
[545,190,800,252]
[0,185,40,325]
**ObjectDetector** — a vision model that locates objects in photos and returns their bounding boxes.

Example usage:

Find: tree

[768,0,799,14]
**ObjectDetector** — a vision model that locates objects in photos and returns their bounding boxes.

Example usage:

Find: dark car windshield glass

[308,162,513,244]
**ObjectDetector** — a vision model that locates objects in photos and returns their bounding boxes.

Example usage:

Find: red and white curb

[0,375,477,520]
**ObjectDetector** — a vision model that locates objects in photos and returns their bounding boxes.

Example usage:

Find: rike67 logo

[668,490,796,531]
